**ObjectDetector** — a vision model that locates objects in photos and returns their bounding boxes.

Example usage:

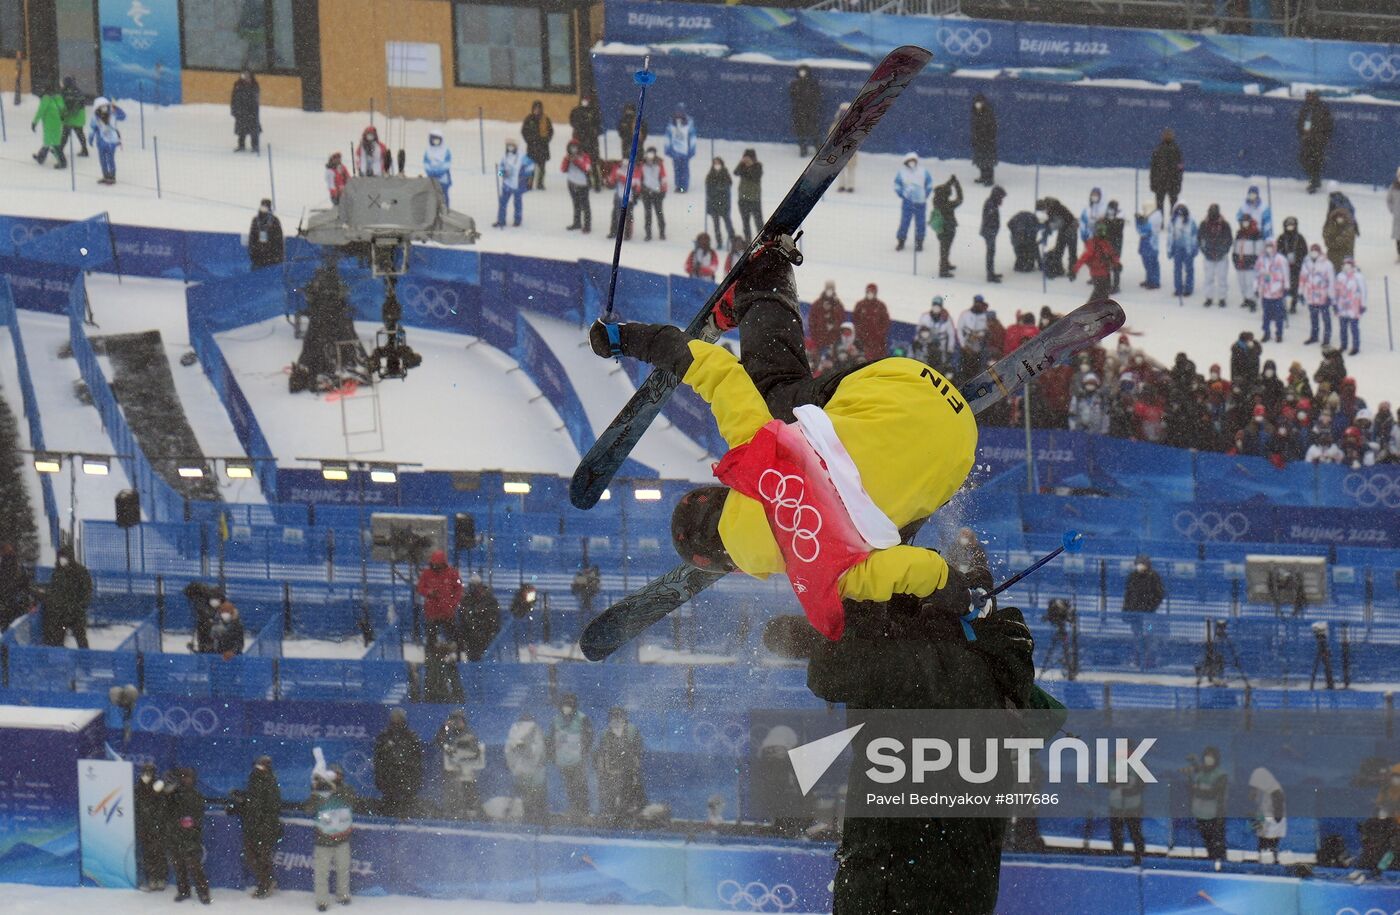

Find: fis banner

[99,0,182,105]
[78,759,136,888]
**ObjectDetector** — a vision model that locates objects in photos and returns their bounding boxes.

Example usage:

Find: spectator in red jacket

[416,550,463,649]
[851,283,890,359]
[326,152,349,204]
[1071,222,1122,302]
[807,280,846,356]
[685,233,719,280]
[1002,311,1039,356]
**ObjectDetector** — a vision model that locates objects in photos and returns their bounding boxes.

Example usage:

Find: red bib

[714,420,869,640]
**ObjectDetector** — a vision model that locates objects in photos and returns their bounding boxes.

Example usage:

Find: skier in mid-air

[589,240,979,639]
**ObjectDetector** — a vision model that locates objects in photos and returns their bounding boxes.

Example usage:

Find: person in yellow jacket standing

[590,241,976,640]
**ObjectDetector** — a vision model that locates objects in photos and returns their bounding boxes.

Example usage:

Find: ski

[578,297,1126,661]
[569,45,934,511]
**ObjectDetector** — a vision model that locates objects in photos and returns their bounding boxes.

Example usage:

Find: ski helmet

[671,487,734,571]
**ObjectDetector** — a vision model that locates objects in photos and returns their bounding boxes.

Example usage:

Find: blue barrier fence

[595,51,1400,186]
[606,0,1400,95]
[0,278,62,547]
[115,610,162,654]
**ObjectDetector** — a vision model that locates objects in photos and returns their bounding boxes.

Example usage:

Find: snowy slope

[216,316,580,472]
[0,332,57,564]
[523,311,714,481]
[0,94,1395,459]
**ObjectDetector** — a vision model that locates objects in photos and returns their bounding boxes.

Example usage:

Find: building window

[0,0,23,58]
[181,0,296,72]
[452,2,575,92]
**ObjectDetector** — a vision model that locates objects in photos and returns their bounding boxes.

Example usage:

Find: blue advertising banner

[594,53,1400,185]
[0,256,81,314]
[499,254,583,325]
[13,213,115,271]
[1273,504,1400,549]
[77,759,136,887]
[98,0,182,105]
[109,224,185,278]
[478,254,520,352]
[397,275,481,338]
[580,260,670,327]
[604,0,1400,94]
[514,313,596,457]
[0,215,70,257]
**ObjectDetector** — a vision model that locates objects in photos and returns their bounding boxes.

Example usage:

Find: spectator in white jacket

[493,140,535,229]
[1300,244,1335,346]
[663,104,697,193]
[422,129,453,205]
[1255,240,1290,343]
[1305,430,1342,464]
[1079,187,1107,242]
[893,153,933,252]
[1068,373,1110,434]
[505,712,547,825]
[1334,257,1366,356]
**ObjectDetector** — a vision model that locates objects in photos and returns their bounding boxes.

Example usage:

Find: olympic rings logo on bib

[758,469,822,563]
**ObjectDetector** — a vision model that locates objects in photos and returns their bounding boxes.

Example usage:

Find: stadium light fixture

[223,461,254,480]
[33,453,62,474]
[369,465,398,484]
[321,462,350,482]
[81,456,110,476]
[503,480,531,495]
[177,464,206,479]
[634,487,662,502]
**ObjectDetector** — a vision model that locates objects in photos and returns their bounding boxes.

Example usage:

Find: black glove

[966,606,1036,707]
[762,614,824,660]
[588,320,694,375]
[922,563,971,616]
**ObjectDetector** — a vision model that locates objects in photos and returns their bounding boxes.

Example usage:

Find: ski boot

[712,233,802,332]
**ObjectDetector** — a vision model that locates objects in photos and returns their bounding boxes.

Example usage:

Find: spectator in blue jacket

[422,130,453,205]
[493,139,535,229]
[893,153,932,253]
[664,104,697,194]
[1238,185,1273,240]
[1135,205,1162,290]
[1167,204,1198,298]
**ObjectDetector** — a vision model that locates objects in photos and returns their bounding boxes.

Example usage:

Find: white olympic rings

[758,470,822,563]
[716,879,799,912]
[1172,510,1250,542]
[1342,473,1400,509]
[936,27,992,57]
[136,703,220,736]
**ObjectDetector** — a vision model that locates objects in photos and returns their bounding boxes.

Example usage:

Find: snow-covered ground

[0,94,1393,407]
[0,884,709,915]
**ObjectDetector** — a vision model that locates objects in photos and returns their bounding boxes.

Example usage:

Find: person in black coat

[1122,554,1165,670]
[1007,210,1042,273]
[521,99,553,190]
[704,157,736,250]
[231,70,261,153]
[134,763,167,891]
[229,756,282,898]
[167,768,210,903]
[1297,90,1333,193]
[970,93,997,185]
[42,546,91,647]
[980,186,1006,283]
[459,573,500,661]
[0,542,31,633]
[768,583,1036,914]
[1036,197,1077,278]
[1275,216,1307,312]
[569,94,603,190]
[1103,200,1126,294]
[788,65,823,156]
[209,598,245,659]
[373,709,424,818]
[1148,128,1184,214]
[931,174,963,278]
[247,199,284,269]
[1230,331,1263,397]
[60,76,89,157]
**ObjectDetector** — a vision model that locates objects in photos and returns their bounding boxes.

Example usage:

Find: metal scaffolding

[806,0,964,15]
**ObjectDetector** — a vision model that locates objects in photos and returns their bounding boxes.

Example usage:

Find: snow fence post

[1386,275,1394,352]
[1266,175,1272,213]
[0,92,6,142]
[478,106,486,175]
[267,143,277,212]
[139,83,146,150]
[153,135,162,199]
[68,132,75,192]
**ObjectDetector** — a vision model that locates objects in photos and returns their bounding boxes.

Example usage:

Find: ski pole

[964,529,1085,639]
[601,56,655,324]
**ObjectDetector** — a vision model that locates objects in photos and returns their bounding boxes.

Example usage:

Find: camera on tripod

[1039,598,1079,681]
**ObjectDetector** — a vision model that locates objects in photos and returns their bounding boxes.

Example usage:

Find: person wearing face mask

[1322,206,1358,272]
[734,149,764,240]
[210,598,245,660]
[704,157,735,249]
[247,198,284,269]
[595,707,647,828]
[550,693,594,822]
[1297,90,1333,193]
[1189,748,1228,869]
[1135,204,1163,291]
[416,549,463,651]
[421,130,453,206]
[1196,203,1233,308]
[980,186,1007,283]
[1236,185,1273,240]
[930,174,963,277]
[638,146,668,242]
[808,281,846,357]
[568,93,603,191]
[166,768,210,903]
[305,760,354,910]
[561,139,593,233]
[1232,213,1263,311]
[436,710,486,820]
[852,284,890,360]
[494,139,535,230]
[1068,372,1109,435]
[1121,555,1164,670]
[1334,257,1366,356]
[231,69,261,153]
[355,124,390,177]
[373,709,424,819]
[1148,128,1184,214]
[1070,222,1120,303]
[1256,240,1290,343]
[1298,244,1336,347]
[324,151,349,205]
[664,103,697,194]
[1079,188,1107,245]
[894,153,933,254]
[520,100,552,190]
[1275,216,1307,312]
[685,233,719,281]
[41,545,92,648]
[831,102,857,192]
[135,763,168,891]
[1230,331,1262,398]
[228,756,282,898]
[1256,361,1285,416]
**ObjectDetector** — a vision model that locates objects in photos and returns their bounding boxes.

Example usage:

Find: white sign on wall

[387,42,444,90]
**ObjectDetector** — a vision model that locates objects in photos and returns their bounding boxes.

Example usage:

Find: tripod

[1309,625,1335,691]
[1195,621,1250,689]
